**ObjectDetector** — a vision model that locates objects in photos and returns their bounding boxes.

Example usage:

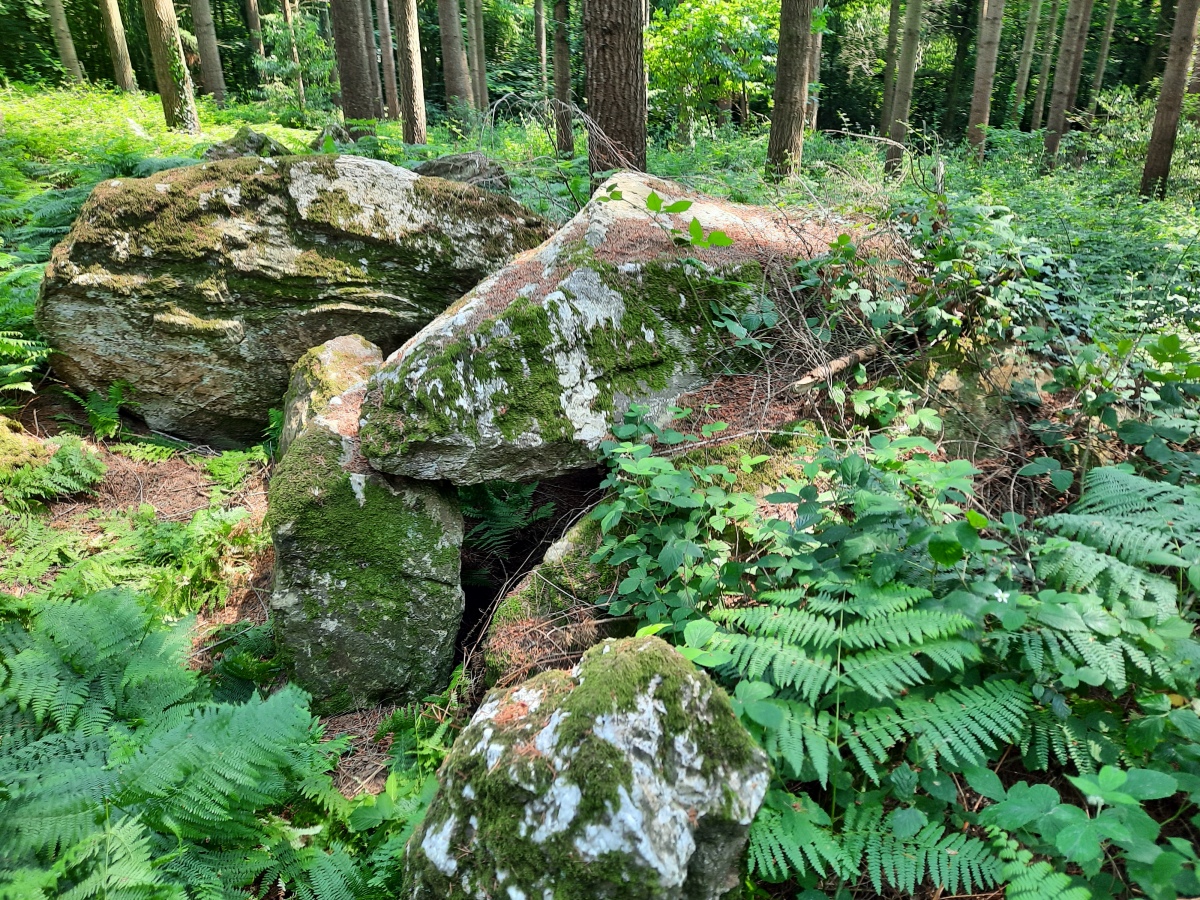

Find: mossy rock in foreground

[404,636,770,900]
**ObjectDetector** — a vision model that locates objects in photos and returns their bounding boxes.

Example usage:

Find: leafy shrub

[0,434,105,514]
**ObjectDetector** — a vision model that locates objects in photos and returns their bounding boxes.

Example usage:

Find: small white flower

[993,590,1011,604]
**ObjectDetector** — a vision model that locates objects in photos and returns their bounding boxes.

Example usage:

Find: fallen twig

[788,345,880,394]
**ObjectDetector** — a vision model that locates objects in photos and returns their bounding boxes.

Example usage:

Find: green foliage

[459,480,554,555]
[0,435,105,514]
[203,446,269,494]
[62,382,134,441]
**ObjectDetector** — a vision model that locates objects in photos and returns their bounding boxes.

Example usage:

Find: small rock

[404,636,770,900]
[412,151,510,192]
[309,124,352,151]
[203,126,292,161]
[278,334,381,457]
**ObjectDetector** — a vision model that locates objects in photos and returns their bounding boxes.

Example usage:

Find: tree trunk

[766,0,814,176]
[281,0,308,116]
[438,0,474,110]
[1190,31,1200,94]
[1008,0,1043,124]
[140,0,200,131]
[968,0,1007,152]
[535,0,548,92]
[1031,0,1061,125]
[47,0,85,81]
[376,0,400,117]
[584,0,646,174]
[1043,0,1093,155]
[941,0,979,136]
[190,0,226,103]
[807,26,823,128]
[393,0,427,140]
[331,0,378,126]
[1086,0,1118,113]
[1063,0,1095,110]
[359,0,384,117]
[471,0,489,109]
[1141,0,1177,85]
[1141,0,1200,194]
[880,0,903,133]
[99,0,137,90]
[552,0,573,153]
[246,0,265,56]
[886,0,924,172]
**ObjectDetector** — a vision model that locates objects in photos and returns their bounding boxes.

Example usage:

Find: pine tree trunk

[281,0,307,115]
[941,0,978,137]
[359,0,384,117]
[1008,0,1043,124]
[766,0,814,176]
[807,27,823,128]
[1043,0,1092,155]
[190,0,226,103]
[880,0,903,133]
[376,0,400,117]
[100,0,137,90]
[584,0,646,174]
[438,0,474,110]
[1031,0,1061,125]
[886,0,923,172]
[535,0,548,93]
[1141,0,1200,195]
[47,0,85,81]
[553,0,573,153]
[472,0,489,109]
[968,0,1007,153]
[394,0,427,140]
[331,0,378,126]
[245,0,265,56]
[1086,0,1118,113]
[141,0,200,131]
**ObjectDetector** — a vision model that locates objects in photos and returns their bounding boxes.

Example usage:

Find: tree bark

[1141,0,1200,195]
[393,0,427,140]
[1190,31,1200,94]
[1008,0,1043,124]
[553,0,573,153]
[807,26,823,128]
[47,0,85,81]
[880,0,903,133]
[331,0,378,126]
[99,0,137,90]
[359,0,384,117]
[941,0,978,137]
[766,0,814,176]
[140,0,200,131]
[584,0,646,174]
[1086,0,1118,113]
[245,0,265,56]
[190,0,226,103]
[438,0,474,110]
[886,0,924,172]
[281,0,308,115]
[376,0,400,117]
[1141,0,1177,85]
[968,0,1007,153]
[535,0,548,92]
[1063,0,1095,110]
[1031,0,1061,125]
[470,0,489,109]
[1043,0,1093,155]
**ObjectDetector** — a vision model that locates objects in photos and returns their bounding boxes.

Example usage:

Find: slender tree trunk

[376,0,400,117]
[246,0,265,56]
[807,26,823,128]
[140,0,199,131]
[438,0,474,110]
[1044,0,1093,155]
[880,0,903,133]
[766,0,814,176]
[1064,0,1095,109]
[552,0,573,153]
[190,0,226,103]
[1141,0,1200,194]
[393,0,427,140]
[968,0,1007,152]
[1141,0,1177,85]
[1190,31,1200,94]
[47,0,85,81]
[1008,0,1043,123]
[1086,0,1118,113]
[942,0,979,137]
[465,0,482,106]
[584,0,646,174]
[100,0,137,89]
[886,0,924,172]
[281,0,307,115]
[535,0,548,92]
[471,0,489,109]
[1031,0,1061,125]
[359,0,384,117]
[331,0,378,127]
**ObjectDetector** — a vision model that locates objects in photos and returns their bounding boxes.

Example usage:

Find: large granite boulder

[359,171,842,483]
[268,343,464,714]
[278,333,381,457]
[38,154,550,446]
[203,126,291,161]
[412,151,510,192]
[404,636,770,900]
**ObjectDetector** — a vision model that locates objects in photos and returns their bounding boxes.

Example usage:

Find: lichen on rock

[278,334,381,457]
[404,636,770,900]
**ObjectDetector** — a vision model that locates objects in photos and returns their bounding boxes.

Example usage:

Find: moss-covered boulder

[404,636,770,900]
[360,171,836,484]
[412,151,510,192]
[268,370,464,714]
[279,334,381,456]
[202,126,291,161]
[38,154,550,446]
